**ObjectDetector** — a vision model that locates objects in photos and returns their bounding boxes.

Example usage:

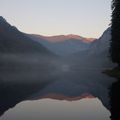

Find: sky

[0,0,111,38]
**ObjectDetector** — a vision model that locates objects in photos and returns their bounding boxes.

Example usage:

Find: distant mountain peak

[66,34,96,42]
[31,34,96,43]
[66,34,84,40]
[66,34,82,38]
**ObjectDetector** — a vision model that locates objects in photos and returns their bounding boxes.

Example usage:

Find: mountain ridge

[30,34,96,43]
[28,34,91,56]
[0,16,51,55]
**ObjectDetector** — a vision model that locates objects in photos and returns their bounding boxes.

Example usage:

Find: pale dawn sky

[0,0,111,38]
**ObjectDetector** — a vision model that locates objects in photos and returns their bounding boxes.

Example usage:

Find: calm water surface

[0,98,110,120]
[0,56,116,120]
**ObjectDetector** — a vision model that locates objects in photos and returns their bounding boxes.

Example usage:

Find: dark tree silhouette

[110,0,120,66]
[109,1,120,120]
[110,79,120,120]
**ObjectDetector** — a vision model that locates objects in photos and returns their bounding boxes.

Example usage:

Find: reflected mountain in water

[0,55,116,117]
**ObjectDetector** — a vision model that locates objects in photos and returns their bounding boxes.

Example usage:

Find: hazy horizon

[0,0,111,38]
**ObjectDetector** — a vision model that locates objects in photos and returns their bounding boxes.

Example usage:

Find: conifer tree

[110,0,120,66]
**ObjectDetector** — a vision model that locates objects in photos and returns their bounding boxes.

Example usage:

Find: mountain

[28,34,95,56]
[86,27,114,68]
[0,16,51,54]
[68,27,115,68]
[89,27,111,55]
[33,34,95,42]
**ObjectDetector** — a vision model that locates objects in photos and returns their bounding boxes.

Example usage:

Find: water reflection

[0,54,116,119]
[0,79,51,116]
[0,98,110,120]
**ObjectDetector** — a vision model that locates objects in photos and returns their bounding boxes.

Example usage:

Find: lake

[0,56,116,120]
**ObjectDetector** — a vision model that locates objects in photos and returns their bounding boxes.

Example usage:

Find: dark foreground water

[0,55,116,120]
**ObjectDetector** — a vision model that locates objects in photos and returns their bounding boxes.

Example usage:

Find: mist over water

[0,53,116,120]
